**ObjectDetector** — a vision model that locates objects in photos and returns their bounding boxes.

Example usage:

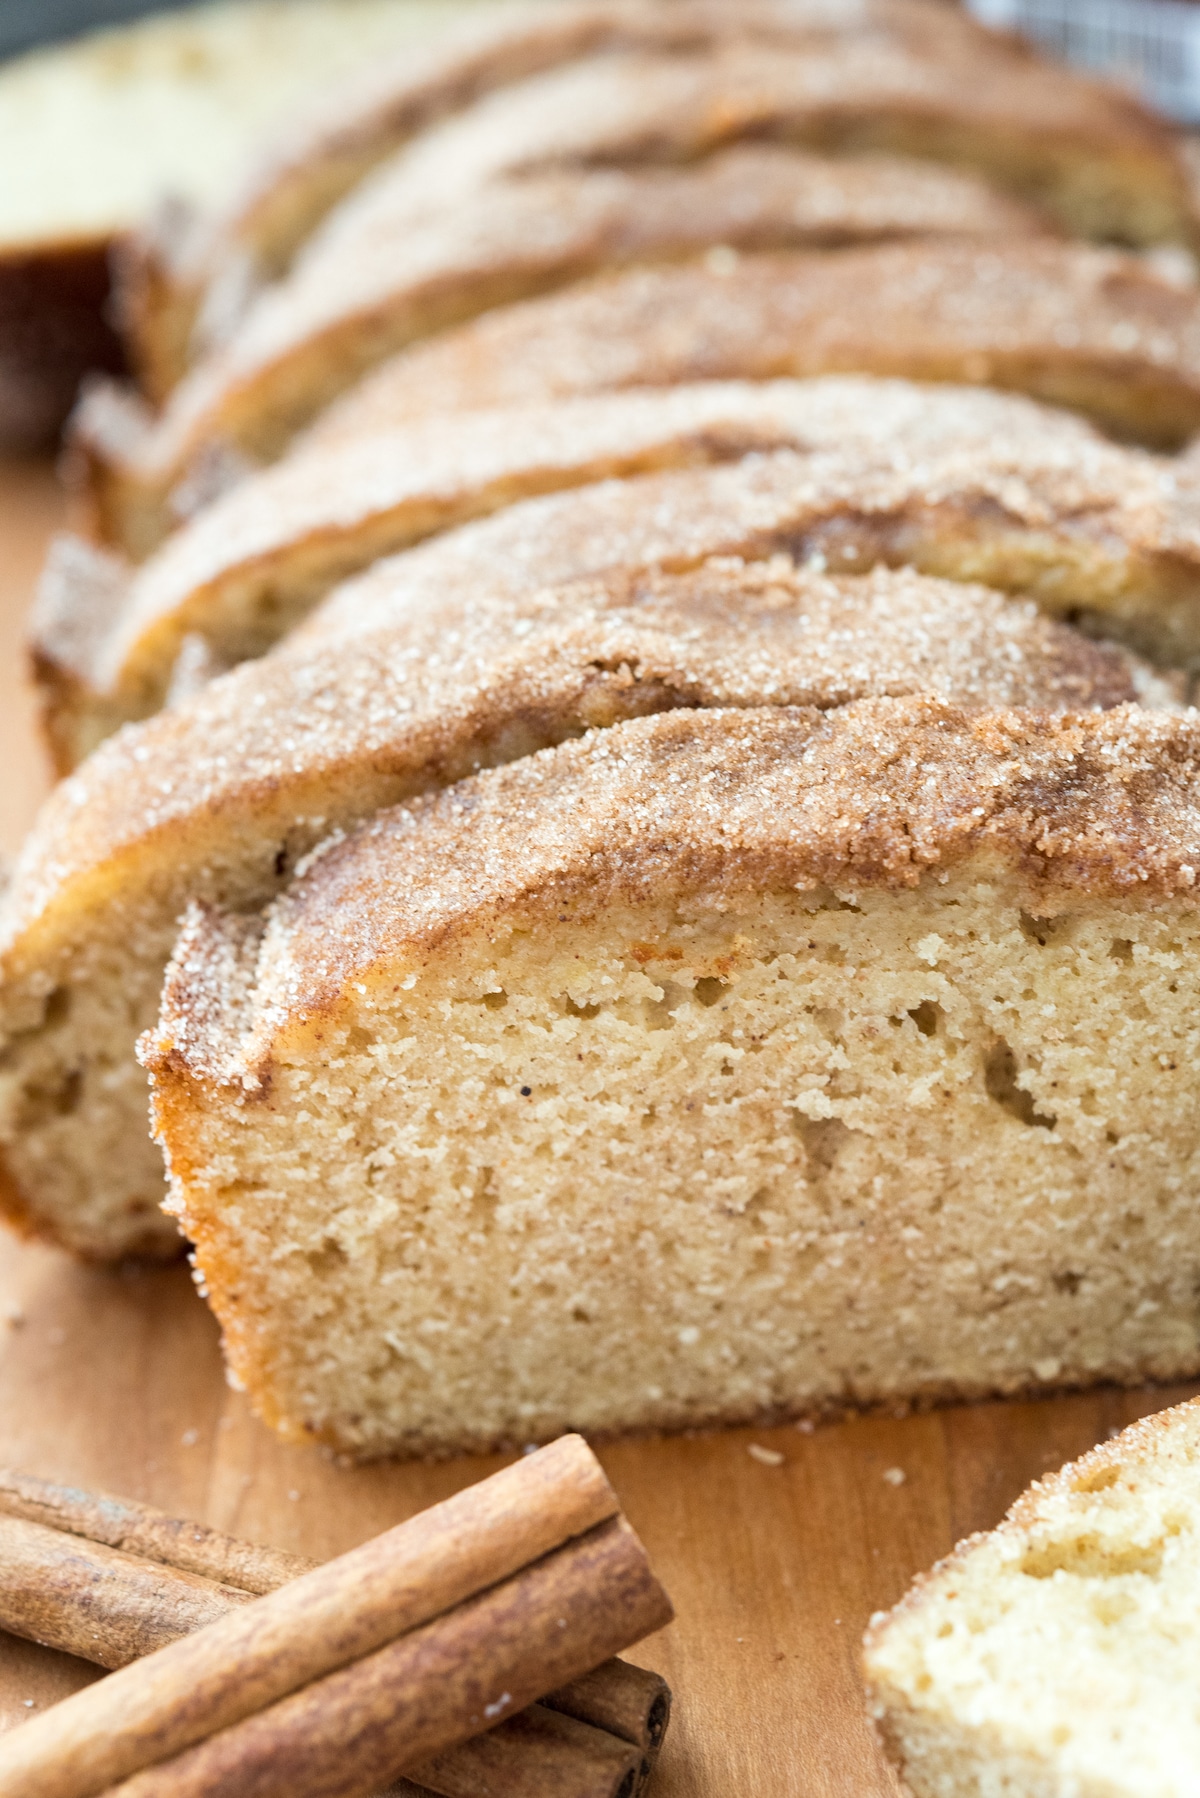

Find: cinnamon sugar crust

[46,373,1190,766]
[90,24,1200,528]
[125,0,1005,398]
[6,563,1141,959]
[142,702,1200,1455]
[317,241,1200,451]
[189,0,1049,282]
[157,699,1200,1075]
[124,0,1174,403]
[279,412,1200,675]
[0,563,1149,1260]
[80,146,1044,561]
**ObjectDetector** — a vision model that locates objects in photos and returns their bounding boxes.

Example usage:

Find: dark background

[0,0,195,60]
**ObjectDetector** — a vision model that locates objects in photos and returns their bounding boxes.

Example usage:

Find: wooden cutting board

[0,455,1196,1795]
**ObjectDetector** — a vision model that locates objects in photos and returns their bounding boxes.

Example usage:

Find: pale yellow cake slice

[0,562,1148,1261]
[864,1398,1200,1798]
[140,701,1200,1457]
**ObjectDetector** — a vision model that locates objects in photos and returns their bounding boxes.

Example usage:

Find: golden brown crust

[322,241,1200,451]
[46,373,1170,759]
[285,416,1200,674]
[98,24,1199,505]
[3,561,1136,978]
[122,0,1086,396]
[310,29,1174,271]
[207,0,1027,271]
[147,698,1200,1087]
[81,152,1045,563]
[300,142,1045,450]
[257,139,1046,398]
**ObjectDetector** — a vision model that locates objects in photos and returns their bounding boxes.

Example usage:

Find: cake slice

[124,0,1169,400]
[140,700,1200,1457]
[82,237,1200,560]
[79,147,1042,558]
[47,373,1200,768]
[0,561,1147,1261]
[864,1397,1200,1797]
[311,240,1200,450]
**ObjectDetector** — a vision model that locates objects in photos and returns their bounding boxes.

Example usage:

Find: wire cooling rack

[968,0,1200,121]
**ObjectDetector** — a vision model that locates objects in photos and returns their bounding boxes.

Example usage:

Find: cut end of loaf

[143,703,1200,1456]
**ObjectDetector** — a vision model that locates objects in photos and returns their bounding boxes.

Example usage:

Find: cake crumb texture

[865,1397,1200,1797]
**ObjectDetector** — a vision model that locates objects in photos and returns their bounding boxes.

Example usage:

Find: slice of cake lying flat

[0,563,1140,1263]
[0,0,445,447]
[864,1397,1200,1798]
[142,700,1200,1457]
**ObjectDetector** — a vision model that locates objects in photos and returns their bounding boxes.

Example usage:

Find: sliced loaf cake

[41,376,1200,767]
[125,0,1189,403]
[129,0,974,395]
[141,701,1200,1455]
[0,563,1149,1261]
[79,147,1042,558]
[81,238,1200,560]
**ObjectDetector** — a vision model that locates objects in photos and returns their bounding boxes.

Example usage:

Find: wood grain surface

[0,459,1195,1794]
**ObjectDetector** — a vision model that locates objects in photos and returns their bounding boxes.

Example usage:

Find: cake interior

[160,865,1200,1457]
[865,1403,1200,1797]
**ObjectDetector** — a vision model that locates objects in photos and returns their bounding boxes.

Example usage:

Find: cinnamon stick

[103,1514,670,1798]
[0,1475,672,1797]
[0,1513,252,1669]
[544,1660,671,1756]
[402,1702,644,1798]
[0,1437,668,1798]
[0,1469,314,1593]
